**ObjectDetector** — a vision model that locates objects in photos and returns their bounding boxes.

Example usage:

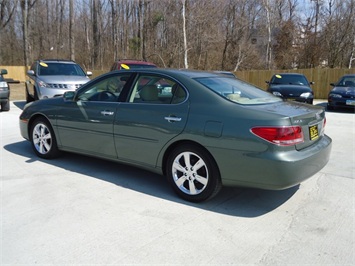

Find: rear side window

[129,74,186,104]
[196,77,281,105]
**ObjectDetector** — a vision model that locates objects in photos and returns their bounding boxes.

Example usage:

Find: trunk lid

[250,101,326,150]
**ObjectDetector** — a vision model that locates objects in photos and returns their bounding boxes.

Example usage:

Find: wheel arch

[27,114,53,139]
[161,139,220,177]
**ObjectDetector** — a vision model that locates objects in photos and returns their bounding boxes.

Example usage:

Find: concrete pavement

[1,100,354,265]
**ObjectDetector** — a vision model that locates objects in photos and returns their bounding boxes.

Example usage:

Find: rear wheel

[30,117,60,159]
[166,144,222,202]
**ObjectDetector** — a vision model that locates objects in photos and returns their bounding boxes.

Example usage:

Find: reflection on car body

[19,69,332,202]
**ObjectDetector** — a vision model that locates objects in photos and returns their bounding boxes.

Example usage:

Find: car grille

[343,94,355,99]
[47,83,82,89]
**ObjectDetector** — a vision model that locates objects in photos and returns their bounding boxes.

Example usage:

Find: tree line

[1,0,355,71]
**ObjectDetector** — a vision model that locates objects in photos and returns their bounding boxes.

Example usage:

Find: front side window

[129,74,186,104]
[77,73,132,102]
[196,77,281,105]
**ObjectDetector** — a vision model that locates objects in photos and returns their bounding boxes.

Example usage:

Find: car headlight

[329,93,342,98]
[300,92,312,98]
[272,91,282,97]
[38,80,49,88]
[0,81,8,88]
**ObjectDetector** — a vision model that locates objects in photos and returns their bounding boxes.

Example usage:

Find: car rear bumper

[214,134,332,190]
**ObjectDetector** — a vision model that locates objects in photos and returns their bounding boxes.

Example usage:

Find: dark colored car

[19,69,332,202]
[110,59,157,71]
[327,74,355,110]
[26,59,92,102]
[0,69,10,111]
[266,73,314,104]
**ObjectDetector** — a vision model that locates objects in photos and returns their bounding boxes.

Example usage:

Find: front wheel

[30,117,60,159]
[0,100,10,111]
[166,144,222,202]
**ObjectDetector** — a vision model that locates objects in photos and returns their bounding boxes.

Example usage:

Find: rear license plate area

[309,125,319,140]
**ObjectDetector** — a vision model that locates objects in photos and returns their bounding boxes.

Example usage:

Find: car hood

[39,75,90,84]
[330,86,355,96]
[269,84,312,93]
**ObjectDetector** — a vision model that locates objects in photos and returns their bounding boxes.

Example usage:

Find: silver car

[0,69,10,111]
[26,59,92,102]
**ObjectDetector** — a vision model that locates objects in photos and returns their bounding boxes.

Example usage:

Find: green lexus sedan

[19,69,332,202]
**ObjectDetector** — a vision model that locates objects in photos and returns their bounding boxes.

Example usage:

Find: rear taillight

[251,126,304,146]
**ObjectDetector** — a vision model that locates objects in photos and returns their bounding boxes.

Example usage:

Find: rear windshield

[195,77,282,105]
[38,63,86,76]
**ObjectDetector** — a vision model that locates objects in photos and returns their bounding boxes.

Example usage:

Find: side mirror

[330,83,335,86]
[265,81,270,84]
[0,69,8,75]
[86,71,92,76]
[310,81,315,85]
[27,70,35,76]
[63,91,76,101]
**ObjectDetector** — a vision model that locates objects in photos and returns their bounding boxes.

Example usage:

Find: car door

[113,73,189,167]
[55,72,134,159]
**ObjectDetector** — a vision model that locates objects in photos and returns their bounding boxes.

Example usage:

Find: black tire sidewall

[30,117,59,159]
[167,144,221,202]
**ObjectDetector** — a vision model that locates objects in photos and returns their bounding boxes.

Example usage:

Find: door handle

[100,110,114,116]
[164,116,182,123]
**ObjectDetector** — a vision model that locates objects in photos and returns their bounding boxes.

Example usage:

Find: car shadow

[4,140,299,218]
[13,100,27,110]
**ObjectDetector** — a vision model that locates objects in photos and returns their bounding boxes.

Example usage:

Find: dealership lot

[1,100,354,265]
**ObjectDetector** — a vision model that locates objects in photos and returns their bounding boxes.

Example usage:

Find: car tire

[30,117,60,159]
[327,104,334,111]
[166,144,222,202]
[1,100,10,111]
[25,83,34,103]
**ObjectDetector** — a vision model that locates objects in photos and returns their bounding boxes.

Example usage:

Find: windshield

[337,77,355,87]
[270,74,309,86]
[121,64,157,69]
[196,77,282,105]
[38,63,86,76]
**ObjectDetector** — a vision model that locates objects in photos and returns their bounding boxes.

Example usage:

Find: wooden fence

[1,65,354,99]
